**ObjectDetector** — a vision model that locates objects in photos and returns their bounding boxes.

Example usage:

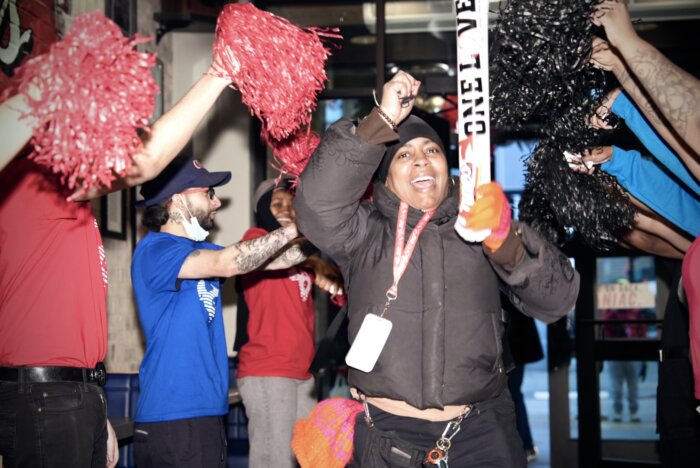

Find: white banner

[454,0,492,242]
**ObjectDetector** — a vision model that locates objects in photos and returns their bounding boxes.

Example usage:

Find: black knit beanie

[376,115,446,182]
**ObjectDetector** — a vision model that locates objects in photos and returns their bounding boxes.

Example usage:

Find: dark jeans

[349,389,526,467]
[507,364,534,450]
[0,380,108,468]
[134,416,227,468]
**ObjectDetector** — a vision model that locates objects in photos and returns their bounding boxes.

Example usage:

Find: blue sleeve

[137,236,197,292]
[602,146,700,236]
[612,92,700,197]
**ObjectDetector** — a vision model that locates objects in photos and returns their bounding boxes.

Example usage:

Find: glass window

[569,256,659,442]
[568,358,658,441]
[383,0,457,90]
[595,257,657,340]
[267,3,377,91]
[314,98,374,131]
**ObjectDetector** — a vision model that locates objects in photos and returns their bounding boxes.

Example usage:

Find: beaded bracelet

[372,89,399,132]
[375,106,398,132]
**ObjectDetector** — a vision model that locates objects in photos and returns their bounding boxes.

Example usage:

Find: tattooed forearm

[615,67,662,125]
[265,240,316,270]
[623,45,700,145]
[229,227,294,275]
[613,53,700,179]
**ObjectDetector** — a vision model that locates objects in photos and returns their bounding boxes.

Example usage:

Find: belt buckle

[91,362,107,386]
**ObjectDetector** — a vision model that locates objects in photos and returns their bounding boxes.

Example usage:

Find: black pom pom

[491,0,635,250]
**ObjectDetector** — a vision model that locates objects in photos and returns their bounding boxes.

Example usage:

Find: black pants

[134,416,227,468]
[0,380,108,468]
[349,390,526,467]
[507,364,534,451]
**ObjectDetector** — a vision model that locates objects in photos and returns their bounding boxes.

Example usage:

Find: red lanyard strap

[382,201,434,317]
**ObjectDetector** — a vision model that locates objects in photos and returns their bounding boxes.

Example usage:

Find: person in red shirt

[0,66,232,466]
[237,178,343,468]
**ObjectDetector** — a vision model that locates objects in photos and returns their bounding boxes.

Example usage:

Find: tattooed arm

[177,223,299,279]
[590,40,700,180]
[592,1,700,155]
[262,237,317,270]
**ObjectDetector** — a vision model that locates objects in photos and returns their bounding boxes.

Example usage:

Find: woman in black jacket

[294,72,579,467]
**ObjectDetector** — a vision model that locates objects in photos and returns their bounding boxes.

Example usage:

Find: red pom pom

[266,129,321,180]
[212,4,340,141]
[2,11,158,190]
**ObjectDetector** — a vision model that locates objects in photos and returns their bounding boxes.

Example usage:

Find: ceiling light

[350,34,376,45]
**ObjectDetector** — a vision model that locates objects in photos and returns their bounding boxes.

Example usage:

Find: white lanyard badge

[346,202,434,373]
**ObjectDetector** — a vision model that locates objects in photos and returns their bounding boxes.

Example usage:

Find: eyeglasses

[182,187,216,200]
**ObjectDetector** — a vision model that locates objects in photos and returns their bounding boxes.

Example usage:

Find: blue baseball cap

[137,157,232,207]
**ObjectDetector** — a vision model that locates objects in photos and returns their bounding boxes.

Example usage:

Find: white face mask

[177,195,209,242]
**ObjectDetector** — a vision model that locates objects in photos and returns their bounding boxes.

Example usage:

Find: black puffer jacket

[295,117,579,409]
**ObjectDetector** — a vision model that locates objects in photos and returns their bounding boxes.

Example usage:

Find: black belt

[0,363,107,387]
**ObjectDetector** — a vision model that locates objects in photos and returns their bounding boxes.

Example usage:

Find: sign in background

[596,283,656,310]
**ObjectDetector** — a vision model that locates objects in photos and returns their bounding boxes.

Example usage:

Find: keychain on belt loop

[425,405,473,467]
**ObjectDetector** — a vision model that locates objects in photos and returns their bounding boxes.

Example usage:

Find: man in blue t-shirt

[131,157,310,467]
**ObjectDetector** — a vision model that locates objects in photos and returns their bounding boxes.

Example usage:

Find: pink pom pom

[2,11,158,190]
[212,4,340,141]
[266,129,321,180]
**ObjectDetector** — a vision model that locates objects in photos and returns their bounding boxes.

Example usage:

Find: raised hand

[465,182,512,252]
[566,147,613,175]
[209,44,238,80]
[591,0,637,49]
[589,86,622,130]
[590,37,623,74]
[379,71,421,127]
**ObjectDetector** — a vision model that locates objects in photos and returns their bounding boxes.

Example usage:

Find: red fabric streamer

[212,3,341,144]
[266,129,321,179]
[2,11,158,190]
